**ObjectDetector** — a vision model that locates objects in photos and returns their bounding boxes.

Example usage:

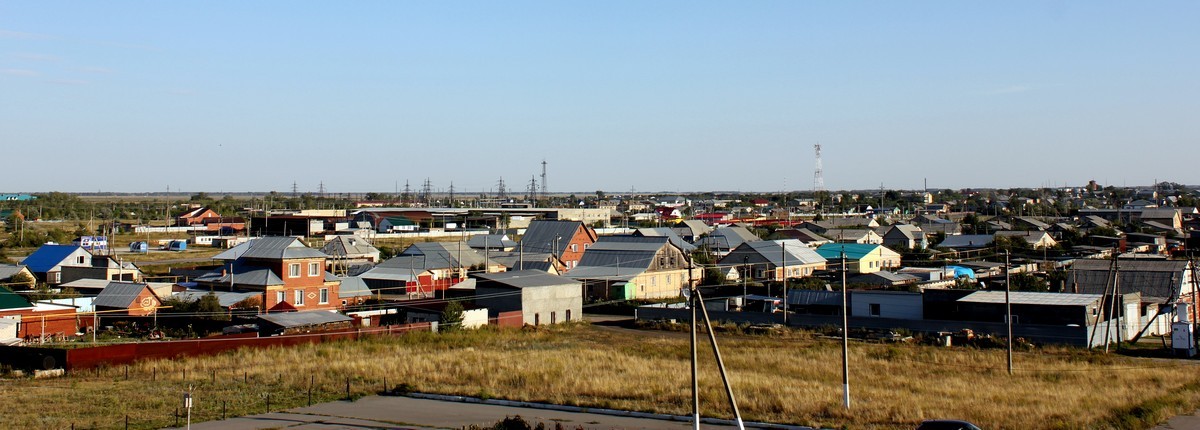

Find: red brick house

[518,220,598,272]
[0,287,78,342]
[197,237,342,311]
[93,282,161,317]
[176,206,221,226]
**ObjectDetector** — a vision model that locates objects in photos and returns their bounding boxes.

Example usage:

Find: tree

[441,301,465,332]
[1009,273,1049,292]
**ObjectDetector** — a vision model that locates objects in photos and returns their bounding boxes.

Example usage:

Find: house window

[295,289,305,306]
[289,263,300,278]
[309,262,320,277]
[869,303,881,317]
[77,256,85,264]
[319,288,329,304]
[276,291,285,305]
[571,244,578,252]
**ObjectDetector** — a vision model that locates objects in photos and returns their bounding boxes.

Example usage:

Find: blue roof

[22,245,84,273]
[815,243,885,260]
[945,266,977,279]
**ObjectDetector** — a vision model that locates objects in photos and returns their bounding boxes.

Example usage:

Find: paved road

[169,395,742,430]
[1153,412,1200,430]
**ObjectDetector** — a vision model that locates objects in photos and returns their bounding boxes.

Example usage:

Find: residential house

[20,244,93,285]
[1013,216,1052,231]
[486,251,565,275]
[59,255,143,284]
[768,228,832,246]
[851,290,923,319]
[994,231,1058,249]
[196,237,343,311]
[848,271,921,288]
[634,227,697,253]
[1141,209,1183,229]
[568,236,696,300]
[935,234,995,250]
[815,243,902,274]
[0,288,77,341]
[0,264,35,289]
[824,229,883,245]
[474,270,583,326]
[925,290,1139,346]
[1067,259,1194,336]
[673,220,713,242]
[93,282,161,316]
[718,239,827,282]
[694,226,761,257]
[800,218,880,234]
[360,241,504,296]
[882,224,928,250]
[321,235,382,264]
[176,206,220,226]
[519,220,598,271]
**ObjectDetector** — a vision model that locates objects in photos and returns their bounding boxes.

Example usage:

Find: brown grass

[2,324,1199,429]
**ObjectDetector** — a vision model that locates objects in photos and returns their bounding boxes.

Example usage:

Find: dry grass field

[2,324,1199,429]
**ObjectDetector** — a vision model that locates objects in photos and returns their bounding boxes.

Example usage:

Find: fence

[636,305,1108,347]
[0,323,433,372]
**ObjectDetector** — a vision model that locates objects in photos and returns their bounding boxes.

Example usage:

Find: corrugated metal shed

[336,276,372,297]
[958,291,1102,307]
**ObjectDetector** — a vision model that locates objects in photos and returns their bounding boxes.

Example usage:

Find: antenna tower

[813,144,825,192]
[540,159,548,201]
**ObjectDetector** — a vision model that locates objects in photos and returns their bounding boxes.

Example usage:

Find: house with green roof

[816,243,902,274]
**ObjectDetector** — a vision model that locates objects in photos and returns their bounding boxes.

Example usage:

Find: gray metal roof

[321,235,379,257]
[1067,259,1190,302]
[787,290,840,306]
[520,220,589,255]
[695,226,761,251]
[360,266,421,282]
[467,234,517,249]
[635,228,697,252]
[958,291,1102,307]
[93,282,153,309]
[0,264,27,280]
[399,242,496,268]
[196,264,285,287]
[485,251,556,270]
[214,237,328,261]
[936,234,995,249]
[575,236,673,273]
[173,289,260,307]
[258,310,352,328]
[719,239,827,267]
[336,276,372,297]
[474,270,581,289]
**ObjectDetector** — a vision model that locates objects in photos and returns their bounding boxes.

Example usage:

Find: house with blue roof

[815,243,901,274]
[20,244,92,285]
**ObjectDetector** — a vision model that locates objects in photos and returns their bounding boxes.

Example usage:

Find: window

[571,244,578,252]
[77,256,85,264]
[289,263,300,278]
[551,311,557,324]
[295,289,305,306]
[319,288,329,304]
[309,262,320,277]
[869,303,881,317]
[534,313,540,326]
[566,310,571,322]
[276,291,285,305]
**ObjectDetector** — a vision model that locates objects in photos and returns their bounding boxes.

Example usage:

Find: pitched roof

[22,245,86,273]
[93,282,155,309]
[1067,259,1190,302]
[321,235,380,257]
[520,220,592,256]
[397,242,496,268]
[173,290,261,308]
[815,243,898,260]
[721,240,827,267]
[695,226,761,251]
[572,236,674,276]
[936,234,995,249]
[195,261,286,287]
[635,228,697,252]
[485,251,557,271]
[336,276,373,297]
[0,286,32,311]
[214,237,327,261]
[474,270,580,289]
[0,264,29,281]
[467,234,517,249]
[258,310,352,328]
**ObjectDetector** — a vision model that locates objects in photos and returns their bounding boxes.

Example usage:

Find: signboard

[76,236,108,251]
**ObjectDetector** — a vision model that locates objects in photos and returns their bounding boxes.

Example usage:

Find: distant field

[1,324,1198,429]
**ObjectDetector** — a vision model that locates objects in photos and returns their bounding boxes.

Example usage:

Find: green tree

[1008,273,1049,292]
[441,301,465,332]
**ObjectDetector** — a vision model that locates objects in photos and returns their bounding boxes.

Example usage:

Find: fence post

[383,376,388,394]
[266,393,271,413]
[243,371,247,384]
[174,407,179,427]
[308,375,314,406]
[125,414,129,430]
[152,367,156,382]
[124,365,128,381]
[183,368,187,382]
[222,400,227,420]
[345,377,350,400]
[211,369,216,383]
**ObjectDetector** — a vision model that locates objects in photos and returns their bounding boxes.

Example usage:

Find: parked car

[916,420,982,430]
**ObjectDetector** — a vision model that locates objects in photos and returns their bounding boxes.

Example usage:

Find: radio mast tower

[813,144,825,192]
[540,160,548,201]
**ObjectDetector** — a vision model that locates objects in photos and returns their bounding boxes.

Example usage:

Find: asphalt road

[168,395,741,430]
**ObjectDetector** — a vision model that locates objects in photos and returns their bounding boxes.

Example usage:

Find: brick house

[93,282,162,316]
[518,220,598,272]
[176,206,221,226]
[196,237,342,311]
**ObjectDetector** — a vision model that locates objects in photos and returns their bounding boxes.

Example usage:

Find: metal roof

[0,286,32,310]
[21,245,86,273]
[195,261,286,287]
[935,234,995,249]
[258,310,352,328]
[360,267,422,282]
[635,228,697,252]
[0,264,28,280]
[1067,259,1190,302]
[467,234,517,249]
[474,270,581,289]
[520,220,591,256]
[173,289,260,307]
[321,235,380,257]
[695,226,761,251]
[93,282,154,309]
[336,276,372,297]
[721,240,827,267]
[214,237,327,261]
[958,291,1101,307]
[394,242,497,269]
[815,243,898,260]
[787,290,840,306]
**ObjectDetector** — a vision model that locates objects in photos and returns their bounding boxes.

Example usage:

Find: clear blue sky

[2,2,1197,194]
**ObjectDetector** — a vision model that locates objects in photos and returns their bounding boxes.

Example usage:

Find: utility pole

[841,252,850,408]
[1005,250,1013,376]
[781,242,788,325]
[690,266,699,430]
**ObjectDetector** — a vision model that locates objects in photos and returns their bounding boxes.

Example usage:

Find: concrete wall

[522,283,583,325]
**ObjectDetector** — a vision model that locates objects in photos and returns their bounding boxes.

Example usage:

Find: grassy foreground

[2,323,1200,429]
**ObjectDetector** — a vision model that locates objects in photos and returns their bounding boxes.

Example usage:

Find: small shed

[93,282,161,316]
